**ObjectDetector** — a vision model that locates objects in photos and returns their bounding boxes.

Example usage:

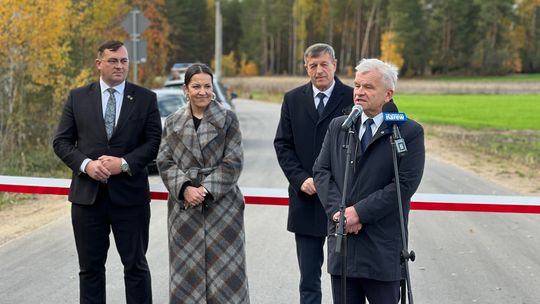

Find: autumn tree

[389,0,429,76]
[471,0,517,74]
[0,0,72,166]
[129,0,171,86]
[517,0,540,72]
[427,0,479,74]
[292,0,316,74]
[165,0,213,65]
[380,31,404,69]
[69,0,129,86]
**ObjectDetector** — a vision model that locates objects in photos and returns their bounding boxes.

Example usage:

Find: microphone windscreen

[351,104,363,113]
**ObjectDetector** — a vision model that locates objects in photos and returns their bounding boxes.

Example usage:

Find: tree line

[178,0,540,77]
[0,0,539,175]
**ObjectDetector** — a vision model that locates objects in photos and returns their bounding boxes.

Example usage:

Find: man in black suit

[53,40,161,304]
[313,58,425,304]
[274,43,353,304]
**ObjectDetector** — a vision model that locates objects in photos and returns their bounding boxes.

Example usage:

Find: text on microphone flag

[383,112,407,122]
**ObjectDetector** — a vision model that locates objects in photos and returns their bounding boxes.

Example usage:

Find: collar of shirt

[312,80,336,107]
[99,78,126,121]
[99,78,126,96]
[359,112,384,138]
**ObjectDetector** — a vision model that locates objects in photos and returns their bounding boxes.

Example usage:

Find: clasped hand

[333,206,362,234]
[300,177,317,195]
[85,156,122,181]
[183,186,207,209]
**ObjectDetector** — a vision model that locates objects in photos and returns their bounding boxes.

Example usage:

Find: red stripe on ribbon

[150,191,169,201]
[0,184,69,196]
[244,195,289,206]
[2,181,540,213]
[411,201,540,214]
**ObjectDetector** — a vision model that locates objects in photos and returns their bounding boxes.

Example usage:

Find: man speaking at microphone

[313,58,425,304]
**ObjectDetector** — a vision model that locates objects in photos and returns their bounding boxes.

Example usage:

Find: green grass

[394,94,540,129]
[416,74,540,81]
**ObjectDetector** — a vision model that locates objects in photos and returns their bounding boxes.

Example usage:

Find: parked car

[163,78,237,111]
[148,88,187,173]
[164,63,237,110]
[154,88,187,126]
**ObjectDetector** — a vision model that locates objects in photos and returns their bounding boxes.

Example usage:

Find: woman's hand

[183,186,207,208]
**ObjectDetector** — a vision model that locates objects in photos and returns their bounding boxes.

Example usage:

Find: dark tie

[316,92,325,117]
[105,88,116,140]
[360,118,374,152]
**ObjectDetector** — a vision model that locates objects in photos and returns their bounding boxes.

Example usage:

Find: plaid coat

[157,100,249,304]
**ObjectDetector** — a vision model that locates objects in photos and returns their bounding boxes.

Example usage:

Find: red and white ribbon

[1,175,539,214]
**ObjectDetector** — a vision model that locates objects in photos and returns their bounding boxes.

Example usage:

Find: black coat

[274,78,353,237]
[53,81,162,206]
[313,115,425,281]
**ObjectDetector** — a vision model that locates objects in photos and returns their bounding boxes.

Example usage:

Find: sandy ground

[425,125,540,195]
[0,130,538,247]
[0,195,70,245]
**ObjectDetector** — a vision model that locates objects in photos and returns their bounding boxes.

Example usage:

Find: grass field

[223,79,540,185]
[390,94,540,181]
[418,73,540,81]
[393,94,540,129]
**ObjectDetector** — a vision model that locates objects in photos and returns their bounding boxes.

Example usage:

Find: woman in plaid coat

[157,64,249,304]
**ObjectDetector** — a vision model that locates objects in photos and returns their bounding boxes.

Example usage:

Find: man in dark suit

[313,58,425,304]
[53,40,161,304]
[274,43,353,304]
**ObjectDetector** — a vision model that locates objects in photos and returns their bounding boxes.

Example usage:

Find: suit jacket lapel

[371,122,391,145]
[354,121,392,160]
[88,82,108,141]
[114,82,136,137]
[302,84,319,124]
[319,78,347,124]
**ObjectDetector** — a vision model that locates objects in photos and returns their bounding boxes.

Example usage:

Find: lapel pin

[127,95,134,101]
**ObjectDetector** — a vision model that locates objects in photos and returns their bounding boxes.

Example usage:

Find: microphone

[382,102,408,155]
[341,105,363,131]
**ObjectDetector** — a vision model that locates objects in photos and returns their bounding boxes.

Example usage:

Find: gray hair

[304,43,336,64]
[355,58,398,91]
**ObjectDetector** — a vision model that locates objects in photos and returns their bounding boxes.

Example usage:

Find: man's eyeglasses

[104,58,129,66]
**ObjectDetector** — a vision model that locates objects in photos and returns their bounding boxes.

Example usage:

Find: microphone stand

[336,124,357,303]
[389,126,415,304]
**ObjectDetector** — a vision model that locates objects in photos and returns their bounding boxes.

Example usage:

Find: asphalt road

[0,99,538,303]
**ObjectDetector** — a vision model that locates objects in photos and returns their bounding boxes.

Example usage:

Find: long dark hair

[184,63,214,86]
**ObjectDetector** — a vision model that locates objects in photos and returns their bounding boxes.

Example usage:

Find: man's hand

[85,160,111,181]
[98,155,122,175]
[333,207,362,234]
[300,177,317,195]
[183,186,207,209]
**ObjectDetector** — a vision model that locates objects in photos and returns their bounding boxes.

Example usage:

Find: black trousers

[71,184,152,304]
[330,275,400,304]
[295,233,326,304]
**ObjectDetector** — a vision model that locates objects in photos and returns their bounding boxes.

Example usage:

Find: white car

[153,88,187,127]
[148,88,187,172]
[163,78,236,111]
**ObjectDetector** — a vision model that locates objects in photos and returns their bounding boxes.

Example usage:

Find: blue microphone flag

[383,112,407,122]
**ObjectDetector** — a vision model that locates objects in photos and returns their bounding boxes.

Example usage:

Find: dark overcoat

[274,78,353,237]
[313,115,425,281]
[157,100,249,303]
